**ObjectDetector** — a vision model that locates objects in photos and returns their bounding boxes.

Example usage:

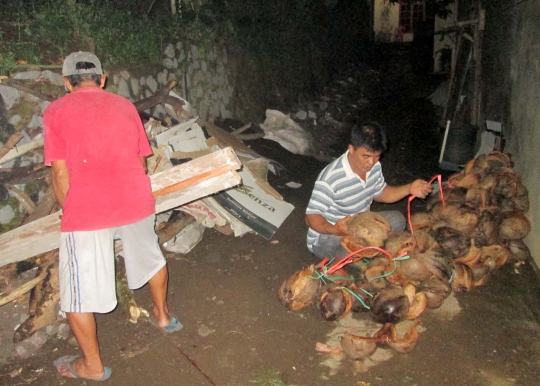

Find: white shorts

[59,215,166,313]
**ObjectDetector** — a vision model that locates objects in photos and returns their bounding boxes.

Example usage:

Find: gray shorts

[59,215,166,313]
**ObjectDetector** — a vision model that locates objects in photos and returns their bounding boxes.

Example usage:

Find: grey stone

[187,63,194,76]
[164,43,175,58]
[154,104,167,118]
[167,72,177,81]
[157,70,168,85]
[119,70,130,80]
[212,75,221,86]
[199,101,208,121]
[319,101,328,111]
[140,77,146,86]
[27,115,42,129]
[192,59,200,70]
[200,60,208,73]
[8,115,21,127]
[295,110,307,120]
[196,85,205,98]
[217,63,225,75]
[57,323,71,340]
[113,74,119,85]
[191,45,199,60]
[0,205,15,225]
[0,85,21,109]
[146,76,158,93]
[207,49,215,62]
[217,89,224,100]
[178,50,186,63]
[173,58,178,69]
[118,79,131,98]
[40,101,50,113]
[175,42,183,51]
[130,78,139,96]
[308,110,317,119]
[41,70,64,86]
[13,71,41,80]
[163,57,174,70]
[192,71,203,87]
[222,48,228,64]
[185,74,191,89]
[220,105,232,119]
[145,89,153,98]
[211,103,220,119]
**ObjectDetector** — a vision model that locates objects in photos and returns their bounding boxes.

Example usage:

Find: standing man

[305,121,432,261]
[44,52,182,381]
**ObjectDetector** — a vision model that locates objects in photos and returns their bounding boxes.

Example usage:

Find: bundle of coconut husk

[278,151,532,362]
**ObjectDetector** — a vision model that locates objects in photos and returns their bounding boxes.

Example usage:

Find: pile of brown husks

[278,151,531,361]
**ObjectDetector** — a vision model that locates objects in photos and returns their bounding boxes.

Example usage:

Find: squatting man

[43,52,182,382]
[305,121,433,261]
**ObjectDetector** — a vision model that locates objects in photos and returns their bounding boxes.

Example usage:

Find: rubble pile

[278,151,531,362]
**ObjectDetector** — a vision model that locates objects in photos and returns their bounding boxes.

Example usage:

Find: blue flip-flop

[162,314,183,333]
[55,355,112,381]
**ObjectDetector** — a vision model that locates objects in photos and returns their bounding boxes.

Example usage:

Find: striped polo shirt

[305,150,386,252]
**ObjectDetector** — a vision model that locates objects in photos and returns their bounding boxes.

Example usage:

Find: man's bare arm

[305,213,350,236]
[51,160,70,209]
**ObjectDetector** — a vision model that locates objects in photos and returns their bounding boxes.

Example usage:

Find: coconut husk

[364,262,391,290]
[340,333,378,360]
[477,244,510,271]
[451,262,474,292]
[471,210,499,247]
[505,239,531,263]
[347,211,391,247]
[370,287,410,324]
[499,211,531,241]
[398,254,433,282]
[432,226,470,259]
[318,285,353,321]
[427,187,468,211]
[409,213,433,233]
[278,265,321,311]
[384,231,415,257]
[341,235,381,258]
[350,282,376,313]
[403,283,428,319]
[386,325,419,354]
[465,187,491,209]
[499,182,529,213]
[434,203,479,236]
[413,229,438,253]
[486,151,513,172]
[415,245,454,283]
[492,168,520,198]
[418,277,452,309]
[472,153,489,173]
[448,172,482,189]
[471,265,490,286]
[454,242,482,266]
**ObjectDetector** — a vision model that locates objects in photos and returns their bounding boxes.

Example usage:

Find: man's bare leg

[148,265,170,327]
[57,312,106,380]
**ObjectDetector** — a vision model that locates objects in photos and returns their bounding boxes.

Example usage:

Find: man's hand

[51,160,70,209]
[305,213,350,236]
[409,179,432,199]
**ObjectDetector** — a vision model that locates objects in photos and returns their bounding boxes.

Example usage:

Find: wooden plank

[0,147,242,267]
[0,138,44,165]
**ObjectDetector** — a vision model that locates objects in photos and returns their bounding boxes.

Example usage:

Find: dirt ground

[1,49,540,386]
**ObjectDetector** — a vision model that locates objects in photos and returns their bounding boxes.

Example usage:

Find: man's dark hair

[350,122,388,153]
[64,62,102,87]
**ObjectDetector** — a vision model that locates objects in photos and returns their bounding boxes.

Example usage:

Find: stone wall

[483,0,540,268]
[0,41,238,230]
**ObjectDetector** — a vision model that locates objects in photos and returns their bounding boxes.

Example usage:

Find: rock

[119,70,130,80]
[57,323,70,340]
[8,115,21,127]
[0,85,21,109]
[190,45,199,60]
[192,59,200,70]
[113,74,119,85]
[118,79,130,98]
[295,110,307,120]
[201,60,207,73]
[164,43,175,58]
[308,110,317,119]
[146,76,158,93]
[157,70,168,86]
[0,205,15,225]
[13,330,48,359]
[319,101,328,111]
[13,71,41,80]
[41,70,64,86]
[163,57,174,70]
[130,78,139,97]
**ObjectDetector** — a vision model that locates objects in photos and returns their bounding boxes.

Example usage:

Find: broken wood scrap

[133,80,185,119]
[0,132,24,160]
[0,163,50,185]
[230,122,252,136]
[5,184,36,215]
[0,147,243,267]
[13,250,59,343]
[22,183,59,225]
[0,137,44,165]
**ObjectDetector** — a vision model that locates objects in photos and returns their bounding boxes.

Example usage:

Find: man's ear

[348,144,355,154]
[100,74,107,89]
[62,77,73,92]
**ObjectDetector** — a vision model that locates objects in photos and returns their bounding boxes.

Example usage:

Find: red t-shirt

[43,87,155,231]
